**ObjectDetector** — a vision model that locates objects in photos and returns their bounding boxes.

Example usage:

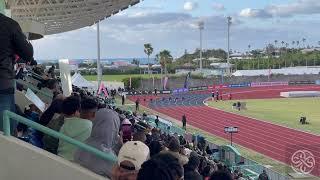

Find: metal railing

[2,110,117,163]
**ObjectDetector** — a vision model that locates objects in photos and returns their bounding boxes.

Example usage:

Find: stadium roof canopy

[7,0,140,35]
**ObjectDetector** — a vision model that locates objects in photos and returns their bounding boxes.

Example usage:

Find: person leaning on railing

[0,12,36,134]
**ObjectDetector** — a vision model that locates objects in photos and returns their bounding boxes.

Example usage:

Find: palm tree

[296,41,300,48]
[302,38,306,48]
[292,41,295,48]
[274,40,278,48]
[144,43,153,74]
[156,50,173,75]
[285,43,289,67]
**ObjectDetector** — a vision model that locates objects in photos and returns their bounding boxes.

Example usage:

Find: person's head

[202,165,213,177]
[186,154,200,171]
[62,96,81,117]
[90,108,120,145]
[122,119,132,127]
[148,140,164,157]
[118,141,150,172]
[168,137,180,152]
[133,131,147,143]
[80,98,98,121]
[262,169,266,174]
[46,79,59,91]
[209,170,233,180]
[137,153,183,180]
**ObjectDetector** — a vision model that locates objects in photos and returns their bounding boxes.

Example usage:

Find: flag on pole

[129,77,132,88]
[98,83,108,97]
[268,68,271,81]
[184,72,191,88]
[152,76,155,89]
[163,76,168,90]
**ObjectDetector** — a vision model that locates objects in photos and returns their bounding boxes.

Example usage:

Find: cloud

[212,3,225,11]
[183,1,198,11]
[33,11,320,59]
[239,8,272,18]
[239,0,320,18]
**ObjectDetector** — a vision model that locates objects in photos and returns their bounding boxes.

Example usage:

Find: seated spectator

[58,96,97,161]
[79,98,98,122]
[202,165,213,180]
[258,170,269,180]
[184,154,202,180]
[39,98,64,126]
[121,119,132,143]
[209,170,233,180]
[41,98,65,154]
[133,131,147,143]
[48,65,55,78]
[112,141,150,180]
[148,140,164,157]
[162,137,189,166]
[74,108,121,178]
[137,153,183,180]
[150,128,161,141]
[17,104,43,147]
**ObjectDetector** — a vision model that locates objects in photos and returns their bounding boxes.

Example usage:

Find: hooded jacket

[58,117,92,161]
[0,14,34,93]
[74,108,120,177]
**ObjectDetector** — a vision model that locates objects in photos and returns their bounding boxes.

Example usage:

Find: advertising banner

[161,90,172,94]
[229,83,251,88]
[188,87,199,91]
[251,81,288,87]
[200,86,208,90]
[289,81,315,85]
[173,88,188,93]
[208,84,229,90]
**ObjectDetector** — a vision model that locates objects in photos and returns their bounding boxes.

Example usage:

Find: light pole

[198,20,204,72]
[96,21,102,91]
[227,16,232,74]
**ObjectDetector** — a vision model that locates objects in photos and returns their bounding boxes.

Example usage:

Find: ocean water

[36,58,157,65]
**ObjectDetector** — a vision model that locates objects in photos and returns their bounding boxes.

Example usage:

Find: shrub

[122,77,142,89]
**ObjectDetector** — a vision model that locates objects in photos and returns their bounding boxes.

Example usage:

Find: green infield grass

[208,98,320,135]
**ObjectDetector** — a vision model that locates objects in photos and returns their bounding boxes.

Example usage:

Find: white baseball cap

[118,141,150,170]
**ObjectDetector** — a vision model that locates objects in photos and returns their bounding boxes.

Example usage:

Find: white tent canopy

[7,0,140,35]
[71,73,94,88]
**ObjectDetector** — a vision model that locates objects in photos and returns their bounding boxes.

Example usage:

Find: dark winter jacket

[0,14,34,93]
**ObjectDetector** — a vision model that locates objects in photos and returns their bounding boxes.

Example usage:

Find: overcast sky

[33,0,320,59]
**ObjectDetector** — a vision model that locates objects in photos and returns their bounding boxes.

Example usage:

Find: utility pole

[198,21,204,72]
[96,21,102,90]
